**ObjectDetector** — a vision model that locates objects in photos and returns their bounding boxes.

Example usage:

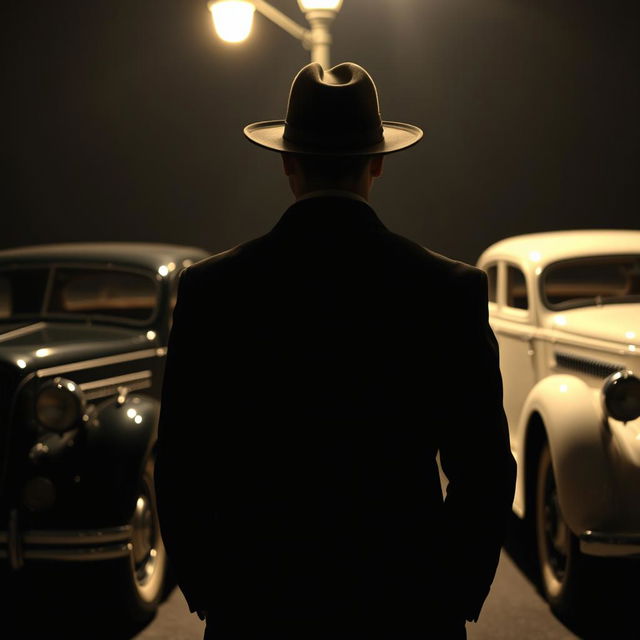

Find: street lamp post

[208,0,343,69]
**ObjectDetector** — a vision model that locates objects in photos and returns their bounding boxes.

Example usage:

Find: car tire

[535,442,594,620]
[107,456,168,623]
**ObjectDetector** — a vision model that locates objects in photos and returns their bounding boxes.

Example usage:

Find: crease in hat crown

[244,61,423,156]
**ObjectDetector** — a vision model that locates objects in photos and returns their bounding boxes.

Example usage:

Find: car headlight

[35,377,86,432]
[602,370,640,423]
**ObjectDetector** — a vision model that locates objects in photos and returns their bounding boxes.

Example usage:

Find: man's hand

[197,610,208,621]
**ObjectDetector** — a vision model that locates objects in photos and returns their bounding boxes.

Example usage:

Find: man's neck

[293,179,370,201]
[291,175,371,202]
[295,189,370,205]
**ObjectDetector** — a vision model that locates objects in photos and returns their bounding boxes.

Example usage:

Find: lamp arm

[253,0,310,44]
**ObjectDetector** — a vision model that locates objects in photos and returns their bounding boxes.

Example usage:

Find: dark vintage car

[0,242,209,621]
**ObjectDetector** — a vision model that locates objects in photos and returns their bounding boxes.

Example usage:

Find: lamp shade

[297,0,343,11]
[209,0,256,43]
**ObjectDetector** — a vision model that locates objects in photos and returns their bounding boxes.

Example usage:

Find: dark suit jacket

[154,195,516,634]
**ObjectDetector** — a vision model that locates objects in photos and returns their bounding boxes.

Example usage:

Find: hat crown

[243,61,423,155]
[283,63,384,151]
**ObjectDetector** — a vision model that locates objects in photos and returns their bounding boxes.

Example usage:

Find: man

[155,62,516,639]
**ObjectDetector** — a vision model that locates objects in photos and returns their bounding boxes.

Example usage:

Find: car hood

[548,303,640,347]
[0,320,157,374]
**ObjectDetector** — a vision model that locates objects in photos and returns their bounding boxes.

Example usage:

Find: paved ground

[5,465,635,639]
[134,547,575,640]
[5,522,636,639]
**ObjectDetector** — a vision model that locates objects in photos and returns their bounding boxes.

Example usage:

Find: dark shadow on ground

[1,563,172,640]
[504,513,638,639]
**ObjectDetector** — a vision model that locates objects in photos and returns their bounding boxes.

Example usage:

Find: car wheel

[109,457,168,623]
[535,443,591,619]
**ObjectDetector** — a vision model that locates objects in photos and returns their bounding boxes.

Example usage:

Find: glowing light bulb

[210,1,256,43]
[298,0,343,10]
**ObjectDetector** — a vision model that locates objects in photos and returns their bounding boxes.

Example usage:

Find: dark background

[4,0,638,264]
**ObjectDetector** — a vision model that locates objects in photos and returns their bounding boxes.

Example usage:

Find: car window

[48,268,157,322]
[506,265,528,310]
[0,268,49,319]
[486,265,498,303]
[543,255,640,310]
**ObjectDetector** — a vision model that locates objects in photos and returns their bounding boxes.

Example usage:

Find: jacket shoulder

[384,230,486,287]
[180,235,270,283]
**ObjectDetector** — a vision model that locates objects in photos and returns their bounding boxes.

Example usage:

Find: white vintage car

[477,229,640,616]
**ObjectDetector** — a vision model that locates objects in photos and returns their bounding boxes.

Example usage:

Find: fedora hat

[244,62,423,156]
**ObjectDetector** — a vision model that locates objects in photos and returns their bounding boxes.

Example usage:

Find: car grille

[554,351,626,379]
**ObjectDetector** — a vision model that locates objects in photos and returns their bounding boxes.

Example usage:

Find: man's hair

[291,153,374,184]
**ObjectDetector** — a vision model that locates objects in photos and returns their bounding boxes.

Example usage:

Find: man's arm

[154,266,214,614]
[438,266,517,622]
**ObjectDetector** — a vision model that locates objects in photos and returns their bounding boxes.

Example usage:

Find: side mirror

[602,370,640,423]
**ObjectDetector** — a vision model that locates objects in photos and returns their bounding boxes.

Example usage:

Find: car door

[490,262,538,435]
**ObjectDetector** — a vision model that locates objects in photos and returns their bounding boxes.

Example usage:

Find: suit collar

[271,195,387,236]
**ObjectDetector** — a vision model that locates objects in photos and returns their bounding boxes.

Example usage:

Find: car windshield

[0,266,158,324]
[542,255,640,310]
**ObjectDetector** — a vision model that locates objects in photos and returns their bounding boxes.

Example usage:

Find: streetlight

[207,0,343,69]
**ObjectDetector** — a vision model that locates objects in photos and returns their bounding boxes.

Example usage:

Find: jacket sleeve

[437,267,517,622]
[154,266,214,614]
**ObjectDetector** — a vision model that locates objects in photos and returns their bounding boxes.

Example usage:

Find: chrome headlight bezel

[602,370,640,424]
[35,377,87,433]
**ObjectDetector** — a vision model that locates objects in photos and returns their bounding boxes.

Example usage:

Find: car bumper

[580,530,640,558]
[0,518,132,569]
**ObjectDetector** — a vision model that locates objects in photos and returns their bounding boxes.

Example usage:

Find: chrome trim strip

[0,322,47,344]
[84,380,151,401]
[79,370,152,400]
[0,526,133,563]
[0,544,130,562]
[581,530,640,545]
[22,525,132,545]
[580,530,640,557]
[36,348,165,378]
[26,544,130,561]
[80,371,151,392]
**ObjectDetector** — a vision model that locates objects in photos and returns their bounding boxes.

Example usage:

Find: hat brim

[243,120,423,155]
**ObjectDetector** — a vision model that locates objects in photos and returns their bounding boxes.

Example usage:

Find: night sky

[4,0,638,264]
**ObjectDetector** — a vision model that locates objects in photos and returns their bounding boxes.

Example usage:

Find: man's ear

[370,154,384,178]
[282,153,296,177]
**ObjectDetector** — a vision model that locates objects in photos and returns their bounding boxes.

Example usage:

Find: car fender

[516,374,616,534]
[82,393,159,522]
